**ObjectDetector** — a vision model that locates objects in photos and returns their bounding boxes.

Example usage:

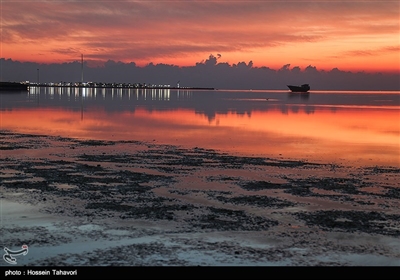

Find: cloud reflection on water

[1,88,399,166]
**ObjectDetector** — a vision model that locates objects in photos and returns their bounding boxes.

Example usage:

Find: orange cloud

[1,1,399,72]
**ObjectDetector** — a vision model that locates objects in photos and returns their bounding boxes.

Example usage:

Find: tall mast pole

[81,54,84,83]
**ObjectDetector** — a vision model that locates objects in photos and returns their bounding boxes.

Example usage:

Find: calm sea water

[1,87,399,167]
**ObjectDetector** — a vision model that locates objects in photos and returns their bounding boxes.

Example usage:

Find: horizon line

[1,57,398,75]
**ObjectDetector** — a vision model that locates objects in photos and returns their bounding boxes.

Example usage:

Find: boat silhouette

[287,84,310,92]
[0,82,29,91]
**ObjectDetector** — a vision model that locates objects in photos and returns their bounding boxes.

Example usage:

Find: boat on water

[287,84,310,92]
[0,81,29,91]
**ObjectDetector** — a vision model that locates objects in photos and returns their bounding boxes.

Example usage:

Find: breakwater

[29,82,215,90]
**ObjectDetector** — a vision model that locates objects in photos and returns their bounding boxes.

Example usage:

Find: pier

[27,82,215,91]
[1,81,215,92]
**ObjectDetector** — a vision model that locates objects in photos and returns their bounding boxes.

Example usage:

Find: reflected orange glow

[1,106,399,167]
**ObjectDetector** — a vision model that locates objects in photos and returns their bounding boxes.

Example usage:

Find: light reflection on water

[1,87,399,167]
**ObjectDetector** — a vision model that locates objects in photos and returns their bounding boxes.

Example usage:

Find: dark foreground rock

[1,131,399,266]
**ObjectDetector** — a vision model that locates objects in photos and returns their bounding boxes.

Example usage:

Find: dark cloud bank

[1,55,399,90]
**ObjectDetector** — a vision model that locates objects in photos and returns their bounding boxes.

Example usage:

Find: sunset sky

[1,0,399,73]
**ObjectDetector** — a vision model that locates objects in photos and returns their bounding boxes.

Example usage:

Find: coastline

[0,131,399,266]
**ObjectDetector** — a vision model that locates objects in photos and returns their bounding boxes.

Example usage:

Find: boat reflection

[288,92,310,100]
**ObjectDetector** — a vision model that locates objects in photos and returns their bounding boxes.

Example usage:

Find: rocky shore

[1,131,399,267]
